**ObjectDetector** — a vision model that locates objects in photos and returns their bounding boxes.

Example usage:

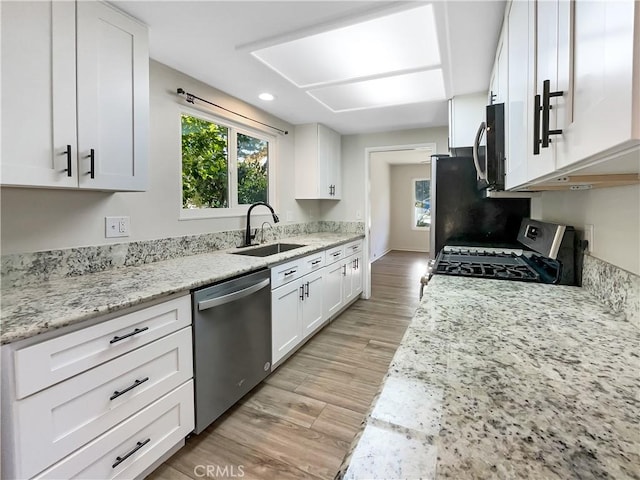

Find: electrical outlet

[106,216,130,238]
[356,210,362,220]
[582,224,594,253]
[286,211,293,222]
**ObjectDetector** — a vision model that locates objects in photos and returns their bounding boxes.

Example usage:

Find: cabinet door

[301,270,325,338]
[76,1,149,191]
[342,258,355,305]
[352,254,363,297]
[529,0,570,180]
[505,0,532,189]
[1,1,77,188]
[560,0,638,168]
[271,282,302,364]
[318,124,341,199]
[324,262,344,319]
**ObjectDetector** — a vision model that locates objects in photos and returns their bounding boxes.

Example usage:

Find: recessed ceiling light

[307,69,446,112]
[251,5,440,88]
[258,93,275,101]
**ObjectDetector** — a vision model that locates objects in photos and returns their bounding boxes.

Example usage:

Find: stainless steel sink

[232,243,305,257]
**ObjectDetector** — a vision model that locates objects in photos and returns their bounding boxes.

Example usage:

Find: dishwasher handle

[198,278,270,311]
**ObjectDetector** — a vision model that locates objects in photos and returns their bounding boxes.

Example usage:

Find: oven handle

[472,121,487,181]
[198,278,270,311]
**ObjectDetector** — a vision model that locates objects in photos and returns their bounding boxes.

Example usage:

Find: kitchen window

[180,111,275,219]
[413,178,431,229]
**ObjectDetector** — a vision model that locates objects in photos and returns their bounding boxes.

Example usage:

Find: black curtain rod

[176,88,288,135]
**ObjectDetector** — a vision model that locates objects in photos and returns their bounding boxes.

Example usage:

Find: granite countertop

[0,232,363,345]
[339,275,639,479]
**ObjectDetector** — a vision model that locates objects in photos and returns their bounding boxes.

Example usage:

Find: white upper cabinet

[448,93,487,149]
[560,0,639,169]
[500,0,639,191]
[295,123,341,200]
[1,1,78,188]
[1,1,149,191]
[528,0,571,180]
[76,1,149,191]
[489,18,509,106]
[505,0,532,189]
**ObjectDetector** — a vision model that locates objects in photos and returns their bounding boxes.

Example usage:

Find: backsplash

[582,254,640,328]
[1,221,364,288]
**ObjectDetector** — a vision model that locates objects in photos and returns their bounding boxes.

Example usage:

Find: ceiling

[111,1,505,135]
[371,149,433,165]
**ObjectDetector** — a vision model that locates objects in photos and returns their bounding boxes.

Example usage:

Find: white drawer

[344,239,363,256]
[34,381,194,480]
[13,327,193,480]
[303,251,326,273]
[325,245,345,265]
[14,295,191,399]
[271,257,306,289]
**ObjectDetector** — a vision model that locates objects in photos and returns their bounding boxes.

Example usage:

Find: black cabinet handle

[299,285,305,301]
[110,326,149,344]
[63,145,72,177]
[110,377,149,400]
[311,260,321,265]
[284,269,297,277]
[542,79,564,148]
[87,148,95,178]
[305,281,310,297]
[332,252,341,257]
[533,94,541,155]
[342,264,347,276]
[112,438,151,469]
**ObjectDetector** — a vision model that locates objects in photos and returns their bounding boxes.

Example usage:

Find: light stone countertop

[338,275,639,480]
[0,233,363,345]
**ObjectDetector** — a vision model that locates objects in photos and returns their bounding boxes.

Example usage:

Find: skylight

[251,4,443,112]
[308,69,445,112]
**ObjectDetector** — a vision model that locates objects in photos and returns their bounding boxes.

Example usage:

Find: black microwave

[473,102,505,191]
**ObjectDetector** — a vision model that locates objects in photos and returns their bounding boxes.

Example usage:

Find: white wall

[533,184,640,275]
[0,61,319,254]
[321,127,449,223]
[369,154,391,260]
[390,164,430,253]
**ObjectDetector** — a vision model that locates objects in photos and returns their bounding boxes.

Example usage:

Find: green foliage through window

[237,133,268,204]
[181,114,270,209]
[414,179,431,228]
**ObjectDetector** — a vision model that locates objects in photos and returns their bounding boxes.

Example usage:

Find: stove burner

[434,253,543,282]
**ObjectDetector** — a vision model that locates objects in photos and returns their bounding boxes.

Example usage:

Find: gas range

[432,219,578,285]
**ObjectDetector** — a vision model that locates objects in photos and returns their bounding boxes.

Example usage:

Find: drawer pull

[112,438,151,469]
[311,260,321,265]
[110,377,149,401]
[110,326,149,344]
[332,252,341,257]
[284,269,297,276]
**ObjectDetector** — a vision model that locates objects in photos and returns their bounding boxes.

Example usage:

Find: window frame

[411,177,431,231]
[179,107,277,220]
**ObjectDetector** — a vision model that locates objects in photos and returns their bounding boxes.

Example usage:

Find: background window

[413,178,431,228]
[181,115,229,208]
[237,133,268,204]
[181,113,274,215]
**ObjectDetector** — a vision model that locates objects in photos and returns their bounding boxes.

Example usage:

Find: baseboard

[371,248,392,261]
[387,247,429,253]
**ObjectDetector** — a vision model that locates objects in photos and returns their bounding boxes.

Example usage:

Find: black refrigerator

[429,154,530,259]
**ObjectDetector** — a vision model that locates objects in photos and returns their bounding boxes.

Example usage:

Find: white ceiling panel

[308,69,445,112]
[251,4,440,88]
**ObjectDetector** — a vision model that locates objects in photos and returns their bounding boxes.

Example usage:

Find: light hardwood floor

[149,250,427,480]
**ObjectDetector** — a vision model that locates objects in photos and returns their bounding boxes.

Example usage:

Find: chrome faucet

[259,221,273,244]
[243,202,279,247]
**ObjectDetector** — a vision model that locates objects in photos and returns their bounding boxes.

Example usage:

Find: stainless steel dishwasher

[192,269,271,434]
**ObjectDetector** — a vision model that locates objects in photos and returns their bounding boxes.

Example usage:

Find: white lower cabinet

[324,260,345,319]
[34,381,194,480]
[1,295,194,479]
[271,240,363,367]
[272,269,324,365]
